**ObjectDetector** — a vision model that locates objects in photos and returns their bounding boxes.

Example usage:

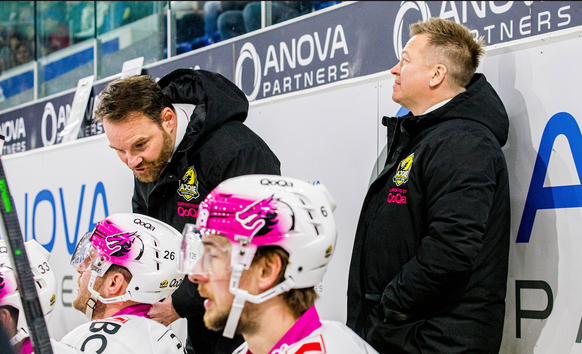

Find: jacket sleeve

[171,276,206,318]
[380,132,501,321]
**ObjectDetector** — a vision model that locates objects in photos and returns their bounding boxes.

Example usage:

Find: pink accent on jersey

[200,192,294,245]
[268,306,322,354]
[21,338,33,354]
[112,304,152,318]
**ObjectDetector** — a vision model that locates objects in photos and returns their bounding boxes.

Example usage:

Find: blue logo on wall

[517,112,582,243]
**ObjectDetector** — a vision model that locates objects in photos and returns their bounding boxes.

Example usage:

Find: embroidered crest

[393,153,414,186]
[178,166,200,201]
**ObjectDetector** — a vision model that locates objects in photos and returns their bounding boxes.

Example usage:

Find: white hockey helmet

[179,174,338,338]
[71,213,183,319]
[0,239,57,346]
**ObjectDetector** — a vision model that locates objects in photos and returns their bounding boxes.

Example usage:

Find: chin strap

[85,271,132,320]
[222,264,295,338]
[9,328,27,346]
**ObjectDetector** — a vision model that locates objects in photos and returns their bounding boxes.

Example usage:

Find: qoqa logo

[260,179,293,188]
[387,192,407,204]
[235,42,262,102]
[178,206,198,218]
[393,1,431,60]
[134,218,155,231]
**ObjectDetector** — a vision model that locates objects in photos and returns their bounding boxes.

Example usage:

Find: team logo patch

[393,153,414,186]
[325,245,332,258]
[160,280,168,289]
[105,232,145,260]
[235,195,294,238]
[178,166,200,201]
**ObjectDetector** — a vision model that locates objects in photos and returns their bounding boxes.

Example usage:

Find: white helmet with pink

[71,213,183,319]
[179,174,337,338]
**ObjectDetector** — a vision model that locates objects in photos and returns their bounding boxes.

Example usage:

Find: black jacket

[347,74,510,354]
[132,69,281,353]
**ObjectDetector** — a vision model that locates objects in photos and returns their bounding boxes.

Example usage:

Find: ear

[429,64,447,88]
[257,253,283,291]
[161,107,177,131]
[0,308,12,331]
[102,272,127,297]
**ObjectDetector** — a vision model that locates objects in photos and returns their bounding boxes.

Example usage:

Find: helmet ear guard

[180,174,338,338]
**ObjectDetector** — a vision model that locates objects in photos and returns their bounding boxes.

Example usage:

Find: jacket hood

[157,69,249,147]
[401,73,509,147]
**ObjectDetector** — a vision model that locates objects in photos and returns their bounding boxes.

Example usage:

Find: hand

[148,296,181,326]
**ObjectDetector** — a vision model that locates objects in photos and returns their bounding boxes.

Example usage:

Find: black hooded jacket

[347,74,510,354]
[132,69,281,353]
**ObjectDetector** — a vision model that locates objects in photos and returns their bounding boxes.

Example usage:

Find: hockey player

[0,239,81,354]
[179,175,379,354]
[61,213,186,354]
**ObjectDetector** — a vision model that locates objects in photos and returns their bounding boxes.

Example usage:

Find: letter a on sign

[517,112,582,243]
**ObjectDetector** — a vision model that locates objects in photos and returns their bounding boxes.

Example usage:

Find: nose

[189,272,209,284]
[390,61,401,76]
[126,153,142,169]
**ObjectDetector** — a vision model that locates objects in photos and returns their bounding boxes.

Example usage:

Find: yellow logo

[393,153,414,186]
[159,280,168,289]
[50,294,55,306]
[178,166,200,201]
[325,245,333,258]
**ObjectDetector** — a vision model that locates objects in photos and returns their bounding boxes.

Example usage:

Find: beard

[133,130,173,183]
[202,296,259,335]
[72,274,105,319]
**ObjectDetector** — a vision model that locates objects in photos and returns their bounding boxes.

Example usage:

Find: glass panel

[37,1,95,98]
[0,1,35,110]
[169,1,344,55]
[268,1,343,27]
[171,1,207,54]
[98,1,167,79]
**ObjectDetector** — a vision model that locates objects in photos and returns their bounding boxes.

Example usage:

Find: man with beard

[95,69,280,354]
[180,175,378,354]
[61,213,185,354]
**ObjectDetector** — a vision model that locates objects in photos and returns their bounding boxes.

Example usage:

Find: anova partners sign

[233,1,581,101]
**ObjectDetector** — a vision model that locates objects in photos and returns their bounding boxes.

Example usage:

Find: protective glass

[179,224,231,275]
[70,232,99,272]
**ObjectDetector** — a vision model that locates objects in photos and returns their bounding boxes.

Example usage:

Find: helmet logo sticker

[178,166,200,201]
[159,280,168,289]
[325,245,332,258]
[393,153,415,186]
[105,232,145,260]
[235,195,281,238]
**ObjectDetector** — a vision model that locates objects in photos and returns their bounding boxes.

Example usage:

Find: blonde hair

[410,17,485,87]
[253,246,318,319]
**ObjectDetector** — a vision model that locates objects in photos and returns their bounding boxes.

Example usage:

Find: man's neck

[411,86,466,116]
[244,300,297,354]
[96,300,142,320]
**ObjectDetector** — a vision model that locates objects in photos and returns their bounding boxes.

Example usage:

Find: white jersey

[21,338,83,354]
[60,315,184,354]
[233,307,378,354]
